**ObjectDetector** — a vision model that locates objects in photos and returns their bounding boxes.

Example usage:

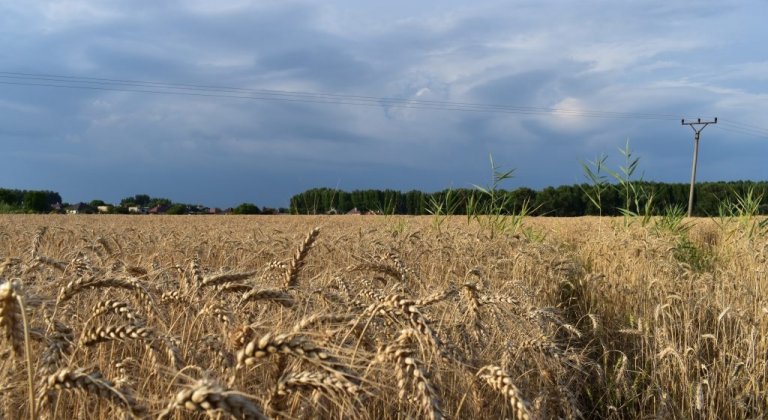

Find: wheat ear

[284,227,320,289]
[236,332,359,387]
[1,280,35,419]
[476,365,532,420]
[0,279,26,357]
[238,288,294,307]
[158,379,267,420]
[37,368,144,418]
[376,329,443,420]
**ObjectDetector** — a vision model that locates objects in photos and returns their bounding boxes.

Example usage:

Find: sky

[1,0,767,208]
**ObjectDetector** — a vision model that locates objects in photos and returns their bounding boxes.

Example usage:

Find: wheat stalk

[37,367,144,418]
[158,378,267,420]
[239,288,294,307]
[376,329,443,420]
[236,332,360,387]
[476,365,532,420]
[79,324,154,346]
[0,279,25,357]
[84,299,144,326]
[201,271,258,289]
[284,227,320,289]
[30,227,48,260]
[56,276,154,307]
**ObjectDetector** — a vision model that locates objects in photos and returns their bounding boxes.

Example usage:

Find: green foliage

[111,206,130,214]
[580,153,609,217]
[289,181,768,218]
[604,140,655,226]
[672,236,714,272]
[653,204,691,236]
[468,155,541,239]
[165,204,187,215]
[232,203,262,215]
[120,194,151,207]
[426,188,460,232]
[0,202,23,213]
[23,191,51,213]
[577,140,656,226]
[0,188,60,213]
[715,187,768,239]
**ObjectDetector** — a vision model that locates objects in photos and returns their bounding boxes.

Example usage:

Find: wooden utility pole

[682,117,717,217]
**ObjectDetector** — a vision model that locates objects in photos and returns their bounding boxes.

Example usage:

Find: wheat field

[0,214,766,419]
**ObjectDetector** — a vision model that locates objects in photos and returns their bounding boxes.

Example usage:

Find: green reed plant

[426,188,460,233]
[468,155,540,239]
[580,153,609,217]
[653,203,691,237]
[581,140,656,227]
[716,187,767,240]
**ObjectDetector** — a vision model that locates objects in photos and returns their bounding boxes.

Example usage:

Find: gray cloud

[0,0,766,207]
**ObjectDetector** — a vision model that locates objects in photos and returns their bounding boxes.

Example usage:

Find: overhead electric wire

[0,70,686,119]
[1,70,766,138]
[0,71,682,120]
[0,75,672,119]
[713,123,768,139]
[718,119,768,134]
[717,120,768,138]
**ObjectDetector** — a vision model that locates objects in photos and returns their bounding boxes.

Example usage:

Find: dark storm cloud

[0,1,766,207]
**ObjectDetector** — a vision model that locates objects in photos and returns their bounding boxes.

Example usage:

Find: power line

[714,125,768,139]
[715,121,768,138]
[4,79,681,119]
[0,71,765,138]
[0,71,682,120]
[719,119,768,134]
[0,70,687,119]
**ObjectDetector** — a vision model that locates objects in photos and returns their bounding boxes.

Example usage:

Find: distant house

[207,207,221,215]
[148,204,171,215]
[345,207,378,215]
[97,205,112,214]
[189,205,208,215]
[50,203,63,213]
[66,203,95,214]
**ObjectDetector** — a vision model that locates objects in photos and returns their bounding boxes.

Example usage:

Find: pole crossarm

[682,117,717,217]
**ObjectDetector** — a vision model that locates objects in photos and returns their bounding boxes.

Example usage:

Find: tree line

[0,188,62,213]
[3,181,767,216]
[0,190,281,215]
[289,181,768,216]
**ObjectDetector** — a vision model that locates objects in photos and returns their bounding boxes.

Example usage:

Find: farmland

[0,214,766,419]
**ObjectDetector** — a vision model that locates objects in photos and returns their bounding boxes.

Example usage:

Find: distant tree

[166,204,187,215]
[134,194,151,206]
[0,188,22,206]
[149,198,172,208]
[44,191,62,206]
[121,194,151,207]
[89,199,106,207]
[23,191,50,213]
[232,203,262,215]
[111,206,130,214]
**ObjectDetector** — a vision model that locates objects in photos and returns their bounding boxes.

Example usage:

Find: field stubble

[0,214,766,419]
